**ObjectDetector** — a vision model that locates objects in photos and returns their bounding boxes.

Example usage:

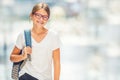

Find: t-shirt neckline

[31,30,49,44]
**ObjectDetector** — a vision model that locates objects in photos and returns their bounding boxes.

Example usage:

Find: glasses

[33,13,48,21]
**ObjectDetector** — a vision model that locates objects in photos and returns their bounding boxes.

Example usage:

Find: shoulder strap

[24,30,31,47]
[24,30,32,61]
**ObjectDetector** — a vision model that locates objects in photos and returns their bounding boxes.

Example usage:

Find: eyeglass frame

[33,12,49,21]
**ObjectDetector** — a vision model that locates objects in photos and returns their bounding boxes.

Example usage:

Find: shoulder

[48,29,61,42]
[18,29,30,37]
[18,31,24,37]
[48,29,59,37]
[16,31,25,40]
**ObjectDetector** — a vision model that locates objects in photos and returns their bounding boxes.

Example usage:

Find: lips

[36,20,44,24]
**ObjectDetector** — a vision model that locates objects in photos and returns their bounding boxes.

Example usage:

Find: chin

[38,23,45,26]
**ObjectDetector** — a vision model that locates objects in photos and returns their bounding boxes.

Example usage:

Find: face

[31,9,48,26]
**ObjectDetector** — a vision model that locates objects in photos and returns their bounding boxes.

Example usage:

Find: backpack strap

[11,30,32,80]
[24,30,32,61]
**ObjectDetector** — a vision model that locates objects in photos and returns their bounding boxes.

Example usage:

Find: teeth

[37,21,43,24]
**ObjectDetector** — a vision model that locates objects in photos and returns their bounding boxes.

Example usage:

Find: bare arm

[53,48,60,80]
[10,46,31,62]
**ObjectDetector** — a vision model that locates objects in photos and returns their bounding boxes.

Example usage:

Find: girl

[10,3,61,80]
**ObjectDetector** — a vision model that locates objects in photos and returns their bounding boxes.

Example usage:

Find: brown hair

[31,3,50,18]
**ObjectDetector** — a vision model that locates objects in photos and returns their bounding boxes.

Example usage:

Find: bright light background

[0,0,120,80]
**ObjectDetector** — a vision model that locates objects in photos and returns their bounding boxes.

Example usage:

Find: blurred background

[0,0,120,80]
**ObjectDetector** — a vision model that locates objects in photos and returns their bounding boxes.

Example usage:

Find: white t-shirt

[15,30,60,80]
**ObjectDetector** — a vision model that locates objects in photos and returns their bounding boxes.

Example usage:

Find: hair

[31,3,50,18]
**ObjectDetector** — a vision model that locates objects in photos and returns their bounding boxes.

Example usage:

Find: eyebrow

[35,13,48,16]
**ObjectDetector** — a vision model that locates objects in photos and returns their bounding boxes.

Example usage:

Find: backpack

[11,30,31,80]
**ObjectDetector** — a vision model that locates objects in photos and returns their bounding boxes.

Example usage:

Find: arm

[10,46,25,62]
[10,46,31,62]
[52,48,61,80]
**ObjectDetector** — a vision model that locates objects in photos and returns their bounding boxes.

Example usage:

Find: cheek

[31,17,37,22]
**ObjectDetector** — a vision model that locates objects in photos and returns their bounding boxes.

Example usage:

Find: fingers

[23,46,32,54]
[27,46,32,54]
[22,51,27,60]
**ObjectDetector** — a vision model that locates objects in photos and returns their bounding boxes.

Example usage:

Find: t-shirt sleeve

[52,33,61,50]
[15,32,24,49]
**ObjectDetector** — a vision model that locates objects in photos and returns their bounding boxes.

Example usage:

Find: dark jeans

[19,73,38,80]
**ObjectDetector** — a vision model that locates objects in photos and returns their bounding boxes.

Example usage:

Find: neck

[32,25,47,35]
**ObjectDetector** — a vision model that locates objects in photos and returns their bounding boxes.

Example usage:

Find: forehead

[35,9,48,15]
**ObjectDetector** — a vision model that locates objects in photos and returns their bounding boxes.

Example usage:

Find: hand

[23,46,32,55]
[22,46,32,60]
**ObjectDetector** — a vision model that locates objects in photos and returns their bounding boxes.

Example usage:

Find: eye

[44,16,48,19]
[35,13,41,17]
[34,13,48,20]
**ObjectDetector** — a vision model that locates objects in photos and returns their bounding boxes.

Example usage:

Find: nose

[38,17,44,22]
